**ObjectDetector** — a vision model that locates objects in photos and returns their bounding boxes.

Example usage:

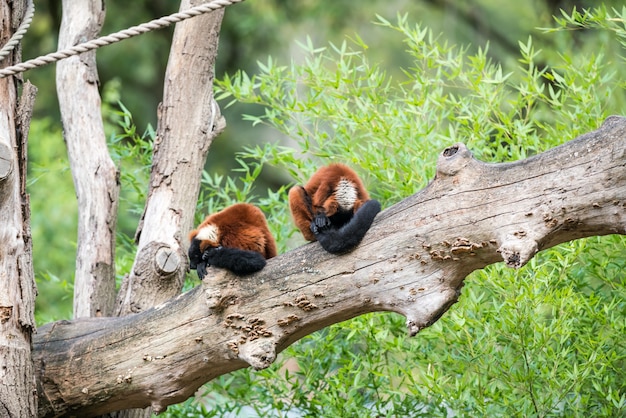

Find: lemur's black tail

[314,199,381,254]
[202,247,267,276]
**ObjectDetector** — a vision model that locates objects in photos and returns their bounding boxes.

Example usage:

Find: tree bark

[56,0,120,319]
[0,0,38,414]
[33,116,626,417]
[115,0,226,317]
[108,1,226,417]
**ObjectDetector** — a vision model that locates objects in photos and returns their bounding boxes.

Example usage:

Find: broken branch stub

[34,117,626,417]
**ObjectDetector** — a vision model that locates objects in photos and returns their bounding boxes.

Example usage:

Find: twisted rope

[0,0,244,79]
[0,0,35,62]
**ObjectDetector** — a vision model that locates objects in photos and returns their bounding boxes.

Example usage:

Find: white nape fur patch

[335,178,357,210]
[196,224,219,243]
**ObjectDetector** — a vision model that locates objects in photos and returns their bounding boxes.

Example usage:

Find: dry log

[34,116,626,417]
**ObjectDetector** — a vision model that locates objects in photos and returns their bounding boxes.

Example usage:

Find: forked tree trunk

[33,117,626,417]
[0,0,38,415]
[50,0,227,416]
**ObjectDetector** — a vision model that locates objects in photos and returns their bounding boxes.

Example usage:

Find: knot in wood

[0,306,12,323]
[498,235,539,269]
[155,247,180,275]
[436,142,475,177]
[238,338,276,370]
[403,288,460,337]
[442,144,459,157]
[135,242,181,279]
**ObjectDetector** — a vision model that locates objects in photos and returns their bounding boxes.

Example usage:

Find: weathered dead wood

[34,116,626,417]
[56,0,120,319]
[114,0,226,317]
[0,1,38,415]
[108,3,226,417]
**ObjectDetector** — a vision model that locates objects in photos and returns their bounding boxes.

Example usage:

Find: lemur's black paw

[311,213,331,234]
[202,246,223,262]
[196,261,208,279]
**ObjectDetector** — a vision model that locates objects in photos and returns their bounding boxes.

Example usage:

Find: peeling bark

[0,0,38,415]
[33,117,626,417]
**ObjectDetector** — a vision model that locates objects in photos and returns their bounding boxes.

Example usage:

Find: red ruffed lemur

[188,203,277,279]
[288,163,381,254]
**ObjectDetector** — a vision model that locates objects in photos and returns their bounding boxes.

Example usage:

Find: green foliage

[28,117,76,323]
[104,93,155,283]
[548,5,626,51]
[162,7,626,418]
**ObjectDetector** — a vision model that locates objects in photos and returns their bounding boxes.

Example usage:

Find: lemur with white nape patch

[289,163,381,254]
[188,203,277,279]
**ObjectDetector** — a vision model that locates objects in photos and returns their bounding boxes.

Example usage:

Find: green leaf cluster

[28,117,76,322]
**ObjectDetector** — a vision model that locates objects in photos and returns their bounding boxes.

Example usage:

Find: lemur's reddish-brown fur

[189,203,277,259]
[288,163,371,242]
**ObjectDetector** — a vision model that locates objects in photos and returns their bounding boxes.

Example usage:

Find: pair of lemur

[188,164,381,279]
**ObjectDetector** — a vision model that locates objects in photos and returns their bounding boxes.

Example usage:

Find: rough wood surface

[0,1,38,416]
[33,117,626,417]
[114,0,226,317]
[108,2,227,417]
[56,0,120,319]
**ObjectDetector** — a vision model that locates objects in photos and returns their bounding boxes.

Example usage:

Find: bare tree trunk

[115,0,226,317]
[0,0,38,415]
[56,0,120,319]
[33,116,626,417]
[109,1,226,417]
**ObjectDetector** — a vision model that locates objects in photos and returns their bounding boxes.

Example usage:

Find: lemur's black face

[188,238,203,269]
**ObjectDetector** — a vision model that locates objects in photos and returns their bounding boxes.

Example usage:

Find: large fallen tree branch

[34,116,626,417]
